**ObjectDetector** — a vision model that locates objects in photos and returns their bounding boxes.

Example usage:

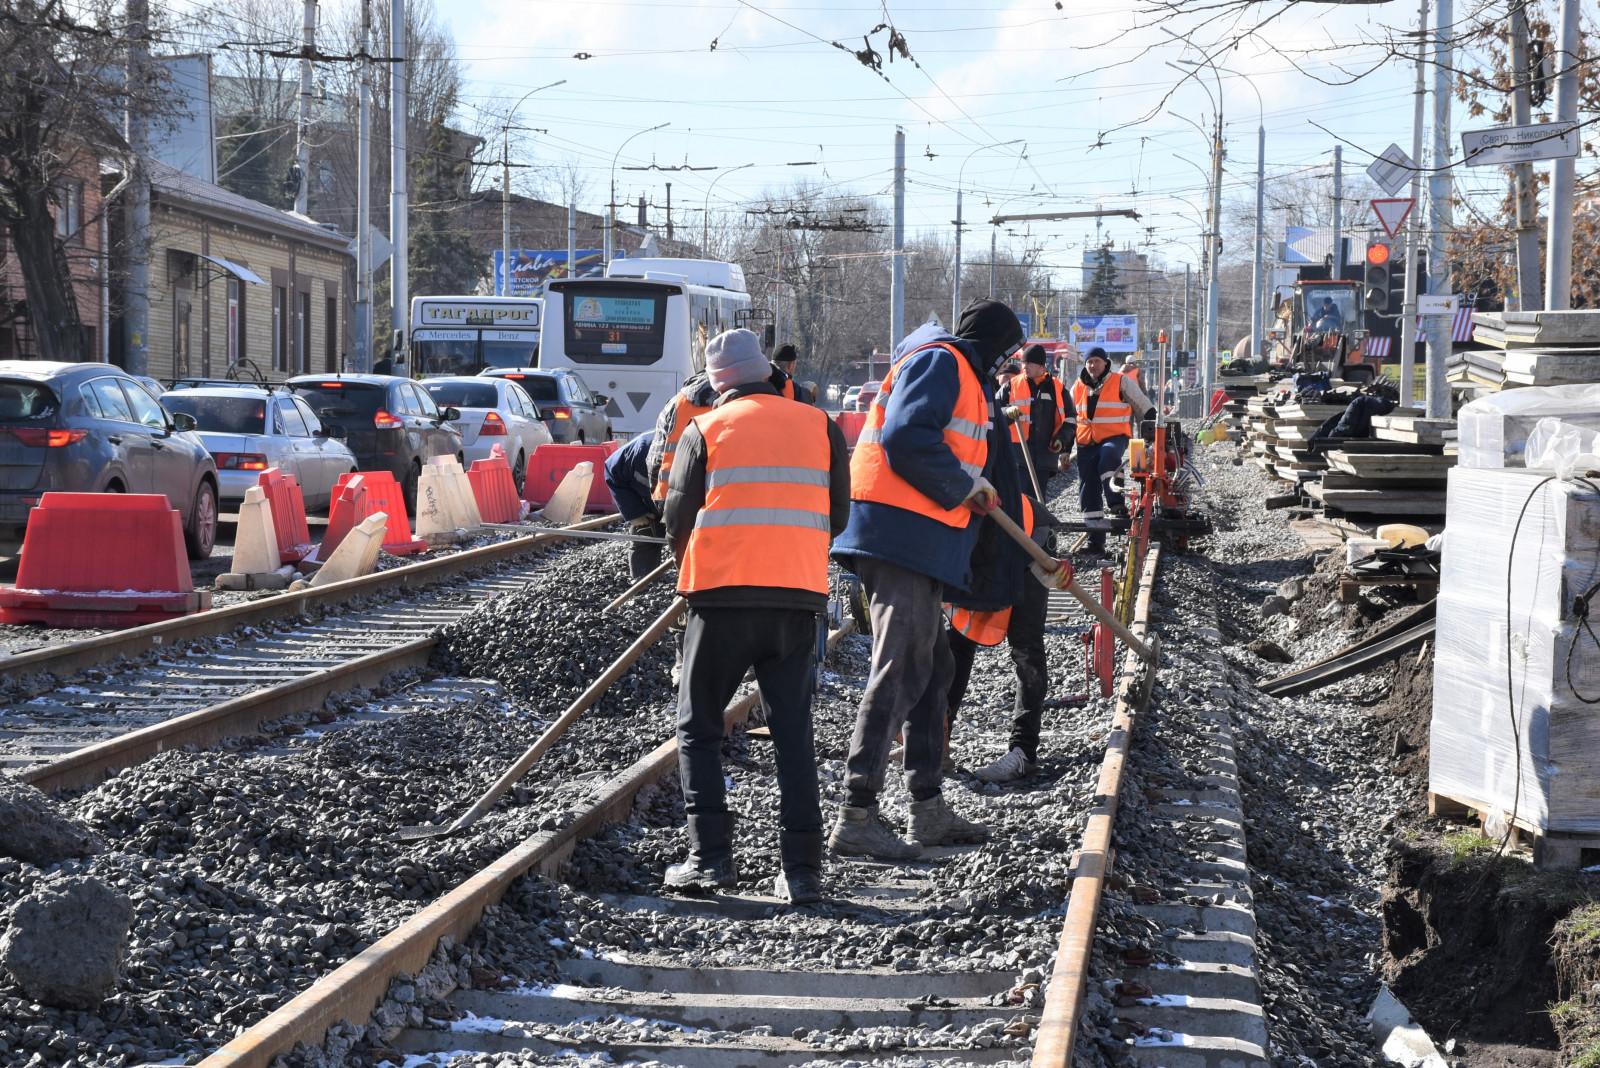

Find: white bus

[540,258,752,435]
[410,295,541,377]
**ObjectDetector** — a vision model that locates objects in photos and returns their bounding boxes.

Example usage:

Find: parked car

[841,386,863,412]
[160,384,359,512]
[421,377,552,493]
[855,380,882,412]
[0,361,219,558]
[479,368,611,445]
[287,374,462,514]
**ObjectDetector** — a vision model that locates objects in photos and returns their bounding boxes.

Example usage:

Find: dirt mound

[1371,645,1434,818]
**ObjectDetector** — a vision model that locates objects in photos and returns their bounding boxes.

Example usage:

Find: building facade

[0,155,107,362]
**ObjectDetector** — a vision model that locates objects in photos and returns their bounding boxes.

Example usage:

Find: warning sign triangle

[1371,198,1415,239]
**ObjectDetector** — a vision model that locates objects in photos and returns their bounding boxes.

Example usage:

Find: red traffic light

[1366,242,1392,266]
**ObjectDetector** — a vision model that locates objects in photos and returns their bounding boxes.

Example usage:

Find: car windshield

[161,394,267,434]
[497,373,559,402]
[0,380,58,423]
[292,381,385,418]
[424,382,500,409]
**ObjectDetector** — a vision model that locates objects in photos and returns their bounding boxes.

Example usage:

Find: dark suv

[479,368,611,444]
[0,361,220,558]
[288,374,462,513]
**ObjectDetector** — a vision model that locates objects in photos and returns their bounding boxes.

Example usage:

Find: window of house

[298,292,312,375]
[324,296,338,372]
[226,279,241,365]
[53,182,84,245]
[272,286,288,372]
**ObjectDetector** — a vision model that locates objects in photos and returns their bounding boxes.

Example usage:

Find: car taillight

[374,409,403,429]
[214,452,270,471]
[547,406,572,420]
[480,411,507,435]
[7,428,87,447]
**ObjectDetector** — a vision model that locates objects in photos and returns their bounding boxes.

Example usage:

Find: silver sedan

[159,386,359,512]
[421,376,552,493]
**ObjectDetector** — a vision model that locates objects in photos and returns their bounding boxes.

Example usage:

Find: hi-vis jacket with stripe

[665,381,851,612]
[1071,371,1133,445]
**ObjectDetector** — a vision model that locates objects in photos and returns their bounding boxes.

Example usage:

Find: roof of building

[144,158,353,254]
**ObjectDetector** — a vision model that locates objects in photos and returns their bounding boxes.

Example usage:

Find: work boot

[975,746,1036,784]
[774,830,825,905]
[908,793,990,846]
[664,812,738,892]
[828,804,922,861]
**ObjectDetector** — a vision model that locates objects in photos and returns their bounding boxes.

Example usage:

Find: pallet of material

[1305,481,1447,516]
[1502,348,1600,386]
[1372,415,1457,445]
[1318,438,1444,456]
[1324,450,1455,481]
[1320,471,1448,491]
[1271,403,1346,422]
[1471,309,1600,349]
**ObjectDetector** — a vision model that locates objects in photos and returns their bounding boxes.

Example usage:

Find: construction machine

[1264,278,1380,384]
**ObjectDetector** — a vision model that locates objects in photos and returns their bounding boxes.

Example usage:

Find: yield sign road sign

[1371,198,1415,239]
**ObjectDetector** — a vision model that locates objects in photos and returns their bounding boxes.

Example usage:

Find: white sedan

[422,376,552,492]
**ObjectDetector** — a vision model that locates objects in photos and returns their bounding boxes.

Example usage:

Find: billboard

[493,248,623,297]
[1068,314,1138,354]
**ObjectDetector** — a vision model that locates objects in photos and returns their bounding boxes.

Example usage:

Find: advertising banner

[1068,314,1139,354]
[492,249,622,297]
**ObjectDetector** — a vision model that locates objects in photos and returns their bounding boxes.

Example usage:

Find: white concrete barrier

[310,513,388,587]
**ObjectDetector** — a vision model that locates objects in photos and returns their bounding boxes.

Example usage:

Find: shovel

[397,596,688,841]
[1004,408,1046,501]
[986,506,1155,664]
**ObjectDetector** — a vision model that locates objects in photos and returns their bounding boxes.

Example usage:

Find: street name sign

[1461,121,1581,167]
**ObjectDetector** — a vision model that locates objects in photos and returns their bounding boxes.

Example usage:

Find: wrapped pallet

[1430,465,1600,836]
[1457,383,1600,468]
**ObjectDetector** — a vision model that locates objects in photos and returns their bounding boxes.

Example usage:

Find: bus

[540,258,752,435]
[410,295,541,377]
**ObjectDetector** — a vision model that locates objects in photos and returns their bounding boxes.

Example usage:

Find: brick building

[0,154,107,361]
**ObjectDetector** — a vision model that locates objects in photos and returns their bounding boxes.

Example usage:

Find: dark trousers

[677,605,822,834]
[945,572,1050,761]
[844,558,952,807]
[1076,435,1129,550]
[631,520,665,581]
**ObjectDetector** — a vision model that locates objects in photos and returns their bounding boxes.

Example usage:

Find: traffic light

[1365,241,1392,313]
[1388,256,1406,314]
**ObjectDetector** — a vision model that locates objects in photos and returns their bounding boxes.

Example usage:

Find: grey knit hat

[706,329,769,392]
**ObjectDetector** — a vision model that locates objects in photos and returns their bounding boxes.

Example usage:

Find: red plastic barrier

[468,453,522,524]
[335,470,427,556]
[522,443,619,514]
[316,475,373,562]
[834,410,868,448]
[0,492,207,627]
[258,468,313,564]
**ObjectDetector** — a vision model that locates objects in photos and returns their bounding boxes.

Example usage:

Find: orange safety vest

[652,391,714,502]
[1071,372,1132,446]
[850,342,991,529]
[678,393,833,596]
[946,497,1036,646]
[1007,375,1065,446]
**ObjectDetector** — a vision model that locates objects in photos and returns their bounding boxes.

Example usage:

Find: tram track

[1,516,618,793]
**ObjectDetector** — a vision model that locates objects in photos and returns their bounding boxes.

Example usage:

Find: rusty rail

[1031,543,1162,1066]
[199,622,856,1068]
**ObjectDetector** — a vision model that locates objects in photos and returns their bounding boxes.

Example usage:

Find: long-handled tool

[987,506,1155,663]
[603,557,672,614]
[1006,408,1046,501]
[397,596,688,841]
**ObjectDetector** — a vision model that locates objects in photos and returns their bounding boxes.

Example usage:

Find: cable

[1498,474,1557,858]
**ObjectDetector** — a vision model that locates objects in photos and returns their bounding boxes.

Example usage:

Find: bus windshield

[483,338,539,368]
[415,337,479,378]
[560,283,669,365]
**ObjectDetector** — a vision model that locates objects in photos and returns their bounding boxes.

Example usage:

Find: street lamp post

[607,122,670,267]
[1166,56,1223,392]
[500,79,566,296]
[953,138,1024,324]
[703,162,754,252]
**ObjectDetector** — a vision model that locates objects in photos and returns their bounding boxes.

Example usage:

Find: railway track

[0,516,618,793]
[193,542,1199,1068]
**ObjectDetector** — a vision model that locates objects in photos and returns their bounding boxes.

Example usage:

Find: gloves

[964,476,999,515]
[628,515,658,533]
[1049,440,1063,454]
[1002,405,1022,422]
[1140,418,1156,444]
[1030,558,1075,590]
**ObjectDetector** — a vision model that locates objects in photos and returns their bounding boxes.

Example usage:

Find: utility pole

[566,203,577,278]
[1184,264,1192,370]
[1545,0,1581,309]
[388,0,408,361]
[500,130,512,295]
[1508,1,1543,310]
[951,190,963,324]
[891,128,905,347]
[124,0,150,376]
[989,230,997,299]
[665,182,673,241]
[1426,0,1454,417]
[1399,0,1427,405]
[1204,110,1223,393]
[293,0,316,216]
[353,0,372,370]
[1330,144,1343,281]
[1250,121,1265,366]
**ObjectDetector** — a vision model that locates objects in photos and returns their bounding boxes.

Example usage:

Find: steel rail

[0,514,619,683]
[199,622,856,1068]
[1031,543,1162,1067]
[1258,600,1436,697]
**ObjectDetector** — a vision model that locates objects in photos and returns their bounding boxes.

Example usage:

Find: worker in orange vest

[829,300,1027,860]
[1003,344,1071,490]
[772,343,815,404]
[662,328,851,904]
[1072,347,1156,555]
[944,494,1061,783]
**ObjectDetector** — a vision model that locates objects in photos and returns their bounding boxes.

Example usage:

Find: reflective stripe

[947,416,992,438]
[1089,414,1130,424]
[857,426,882,445]
[1083,510,1104,518]
[661,440,679,454]
[694,507,830,532]
[706,465,830,490]
[959,461,984,477]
